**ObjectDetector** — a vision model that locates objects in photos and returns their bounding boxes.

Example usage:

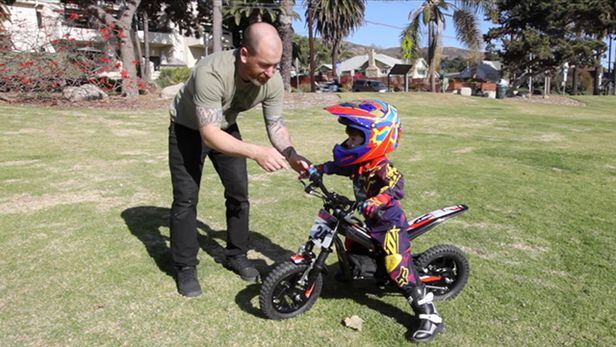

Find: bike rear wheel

[259,262,323,320]
[415,244,469,301]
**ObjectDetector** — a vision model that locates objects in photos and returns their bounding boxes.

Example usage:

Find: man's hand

[253,146,289,172]
[287,152,311,176]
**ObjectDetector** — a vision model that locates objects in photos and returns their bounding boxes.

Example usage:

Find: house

[458,60,502,82]
[409,58,429,79]
[316,52,431,79]
[2,0,230,76]
[337,52,403,76]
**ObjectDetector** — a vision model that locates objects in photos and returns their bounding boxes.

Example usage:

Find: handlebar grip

[308,166,321,182]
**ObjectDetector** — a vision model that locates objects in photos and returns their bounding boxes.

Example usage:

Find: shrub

[0,49,126,94]
[157,67,191,88]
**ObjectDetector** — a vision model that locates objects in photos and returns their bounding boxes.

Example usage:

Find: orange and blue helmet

[324,99,401,167]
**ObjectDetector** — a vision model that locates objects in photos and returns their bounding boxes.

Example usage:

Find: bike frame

[289,174,468,295]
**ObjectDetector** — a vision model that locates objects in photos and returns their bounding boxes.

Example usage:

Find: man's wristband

[282,146,297,160]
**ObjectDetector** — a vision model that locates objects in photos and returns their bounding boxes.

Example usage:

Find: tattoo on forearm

[196,106,223,128]
[266,116,293,154]
[266,116,285,134]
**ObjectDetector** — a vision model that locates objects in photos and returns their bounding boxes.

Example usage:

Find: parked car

[317,81,340,92]
[352,79,387,92]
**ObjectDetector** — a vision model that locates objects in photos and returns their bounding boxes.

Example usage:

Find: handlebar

[300,168,355,212]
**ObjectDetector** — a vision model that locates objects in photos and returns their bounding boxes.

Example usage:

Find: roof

[338,53,404,72]
[459,60,502,81]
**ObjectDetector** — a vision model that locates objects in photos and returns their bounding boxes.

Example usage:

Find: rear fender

[407,204,468,240]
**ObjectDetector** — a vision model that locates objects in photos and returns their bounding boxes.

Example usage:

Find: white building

[318,53,429,79]
[3,0,230,76]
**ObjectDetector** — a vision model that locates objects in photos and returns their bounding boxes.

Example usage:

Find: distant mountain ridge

[342,41,471,61]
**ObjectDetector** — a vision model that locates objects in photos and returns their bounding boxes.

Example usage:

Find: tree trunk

[213,0,223,53]
[143,12,151,82]
[308,5,316,92]
[132,24,144,78]
[572,66,578,95]
[331,39,339,82]
[279,0,294,92]
[119,22,139,97]
[89,1,141,97]
[428,23,435,92]
[593,64,602,95]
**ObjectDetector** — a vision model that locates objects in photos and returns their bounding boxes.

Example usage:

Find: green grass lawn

[1,93,615,346]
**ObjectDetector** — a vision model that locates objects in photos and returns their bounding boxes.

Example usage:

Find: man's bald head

[238,22,282,86]
[242,22,282,55]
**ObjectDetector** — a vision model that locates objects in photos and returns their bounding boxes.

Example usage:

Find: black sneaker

[225,255,259,282]
[175,266,202,297]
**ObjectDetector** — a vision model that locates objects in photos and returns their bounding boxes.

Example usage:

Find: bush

[157,67,191,88]
[0,50,122,94]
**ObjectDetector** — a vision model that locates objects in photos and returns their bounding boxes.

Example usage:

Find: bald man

[168,22,309,297]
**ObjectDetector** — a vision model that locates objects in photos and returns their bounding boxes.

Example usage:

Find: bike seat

[407,204,468,241]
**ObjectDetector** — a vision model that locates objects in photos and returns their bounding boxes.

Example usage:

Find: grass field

[1,93,615,346]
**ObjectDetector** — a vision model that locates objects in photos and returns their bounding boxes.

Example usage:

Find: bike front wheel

[259,261,323,320]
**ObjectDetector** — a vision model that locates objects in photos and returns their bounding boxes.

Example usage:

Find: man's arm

[197,105,288,172]
[265,114,310,174]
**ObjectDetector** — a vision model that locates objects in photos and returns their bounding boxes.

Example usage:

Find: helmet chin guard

[324,99,401,167]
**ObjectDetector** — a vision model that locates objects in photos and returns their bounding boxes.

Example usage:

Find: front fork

[291,240,333,290]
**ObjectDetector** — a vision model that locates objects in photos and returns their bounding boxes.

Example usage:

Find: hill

[342,41,471,60]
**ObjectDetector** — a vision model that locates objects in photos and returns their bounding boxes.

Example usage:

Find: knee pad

[384,254,402,273]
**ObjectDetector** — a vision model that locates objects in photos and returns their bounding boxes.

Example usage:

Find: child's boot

[407,285,443,343]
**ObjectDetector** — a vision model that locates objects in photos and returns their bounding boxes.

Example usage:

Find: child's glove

[360,198,380,218]
[299,164,323,181]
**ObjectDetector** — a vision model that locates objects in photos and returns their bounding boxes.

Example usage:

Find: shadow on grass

[123,205,420,336]
[235,261,420,336]
[319,270,420,338]
[121,206,294,279]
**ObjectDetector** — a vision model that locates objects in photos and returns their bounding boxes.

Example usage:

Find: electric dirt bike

[259,172,470,320]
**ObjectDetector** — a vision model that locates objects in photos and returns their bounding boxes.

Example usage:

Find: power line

[363,19,459,40]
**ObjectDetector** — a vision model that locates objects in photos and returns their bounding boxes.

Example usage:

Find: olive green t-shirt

[169,49,284,130]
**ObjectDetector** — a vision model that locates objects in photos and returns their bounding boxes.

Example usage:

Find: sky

[291,0,495,50]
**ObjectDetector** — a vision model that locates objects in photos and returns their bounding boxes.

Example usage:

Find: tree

[401,0,495,92]
[62,0,142,97]
[279,0,294,92]
[485,0,614,93]
[137,0,214,80]
[0,1,13,51]
[223,1,297,91]
[440,56,466,73]
[293,34,331,70]
[313,0,365,82]
[305,0,316,91]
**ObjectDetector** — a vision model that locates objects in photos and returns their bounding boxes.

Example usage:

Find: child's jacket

[320,157,409,233]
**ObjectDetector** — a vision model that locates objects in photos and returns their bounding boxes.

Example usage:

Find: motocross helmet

[324,99,401,167]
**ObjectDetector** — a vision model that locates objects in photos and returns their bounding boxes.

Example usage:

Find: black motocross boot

[407,285,444,343]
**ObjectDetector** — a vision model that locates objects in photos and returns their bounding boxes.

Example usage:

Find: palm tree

[278,0,295,92]
[401,0,495,92]
[213,0,223,53]
[304,0,316,91]
[223,0,296,91]
[313,0,366,82]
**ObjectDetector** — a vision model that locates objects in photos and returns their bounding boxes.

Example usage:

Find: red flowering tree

[63,0,142,97]
[0,5,126,94]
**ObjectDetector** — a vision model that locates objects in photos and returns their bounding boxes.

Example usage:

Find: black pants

[168,122,249,267]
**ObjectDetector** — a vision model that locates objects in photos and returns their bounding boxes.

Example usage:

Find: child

[312,99,443,343]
